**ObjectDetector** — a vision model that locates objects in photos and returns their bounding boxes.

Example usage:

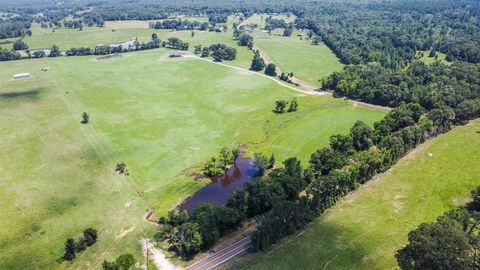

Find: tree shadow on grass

[227,221,382,270]
[0,88,42,102]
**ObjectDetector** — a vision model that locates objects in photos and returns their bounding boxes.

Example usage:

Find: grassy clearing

[244,119,480,270]
[1,19,254,68]
[0,48,384,269]
[252,29,343,85]
[239,13,343,85]
[241,13,295,28]
[416,50,449,65]
[105,20,153,29]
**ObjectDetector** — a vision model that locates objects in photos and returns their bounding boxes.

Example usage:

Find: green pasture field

[240,13,295,28]
[252,29,344,85]
[244,119,480,270]
[0,48,384,269]
[1,18,254,68]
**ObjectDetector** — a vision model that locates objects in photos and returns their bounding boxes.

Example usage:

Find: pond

[179,153,260,213]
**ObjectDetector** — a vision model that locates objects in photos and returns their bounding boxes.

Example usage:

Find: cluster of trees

[203,147,240,176]
[0,17,31,39]
[156,156,297,259]
[264,17,287,31]
[62,20,84,30]
[210,43,236,61]
[63,228,98,261]
[396,186,480,269]
[273,98,298,114]
[12,40,28,50]
[0,48,20,61]
[81,13,105,27]
[66,47,93,56]
[237,33,253,48]
[322,61,480,125]
[200,43,237,61]
[208,14,228,25]
[102,254,135,270]
[165,37,189,50]
[149,19,209,31]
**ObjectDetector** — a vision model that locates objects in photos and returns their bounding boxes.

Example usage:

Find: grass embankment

[0,49,384,269]
[243,120,480,270]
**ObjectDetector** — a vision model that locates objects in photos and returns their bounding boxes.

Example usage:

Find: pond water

[179,153,259,213]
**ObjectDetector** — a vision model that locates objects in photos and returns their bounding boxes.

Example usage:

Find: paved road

[185,236,252,270]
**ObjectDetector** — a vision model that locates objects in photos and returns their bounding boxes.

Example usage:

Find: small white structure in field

[13,73,30,79]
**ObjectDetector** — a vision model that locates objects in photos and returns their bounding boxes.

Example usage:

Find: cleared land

[245,13,343,85]
[1,19,253,69]
[243,119,480,270]
[416,50,449,65]
[0,49,384,269]
[104,20,153,29]
[253,30,343,86]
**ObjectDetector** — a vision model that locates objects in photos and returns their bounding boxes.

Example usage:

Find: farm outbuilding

[13,73,30,79]
[29,49,51,57]
[169,52,184,58]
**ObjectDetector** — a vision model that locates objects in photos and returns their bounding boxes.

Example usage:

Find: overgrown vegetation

[202,147,240,177]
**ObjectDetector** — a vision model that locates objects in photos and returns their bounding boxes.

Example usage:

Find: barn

[13,73,30,79]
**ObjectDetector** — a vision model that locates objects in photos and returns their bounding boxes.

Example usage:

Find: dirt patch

[115,226,135,240]
[141,239,183,270]
[393,195,404,213]
[94,54,130,62]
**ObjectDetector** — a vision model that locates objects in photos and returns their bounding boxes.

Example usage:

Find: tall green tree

[49,45,61,57]
[264,63,277,76]
[63,238,76,261]
[250,52,265,71]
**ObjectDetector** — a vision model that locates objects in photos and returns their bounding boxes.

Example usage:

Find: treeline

[0,17,32,39]
[208,14,228,24]
[63,228,98,261]
[0,48,21,61]
[68,38,162,56]
[149,19,209,31]
[195,43,236,61]
[396,186,480,269]
[322,61,480,124]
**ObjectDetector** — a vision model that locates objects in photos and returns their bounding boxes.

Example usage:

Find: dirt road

[185,235,252,270]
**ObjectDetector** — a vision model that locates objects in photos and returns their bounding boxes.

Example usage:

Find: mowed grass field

[252,29,344,85]
[244,120,480,270]
[0,49,385,269]
[243,13,343,85]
